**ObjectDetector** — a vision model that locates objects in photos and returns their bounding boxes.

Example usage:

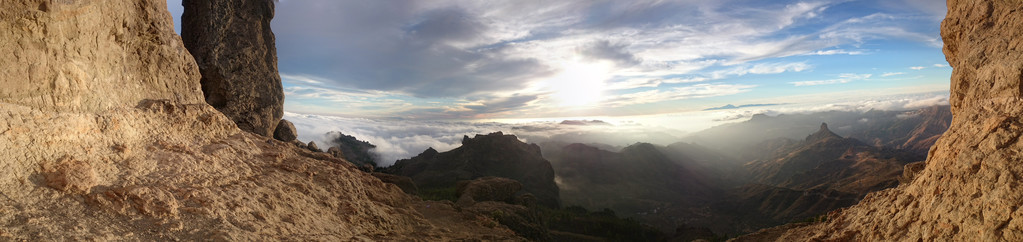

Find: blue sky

[166,0,950,122]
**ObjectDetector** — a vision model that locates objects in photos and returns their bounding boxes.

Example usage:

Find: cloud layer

[285,91,949,167]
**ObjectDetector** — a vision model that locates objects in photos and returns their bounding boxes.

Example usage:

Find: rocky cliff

[743,0,1023,240]
[0,1,518,240]
[181,0,284,136]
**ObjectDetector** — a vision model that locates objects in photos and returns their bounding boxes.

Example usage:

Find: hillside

[385,132,561,208]
[686,106,952,159]
[744,123,920,195]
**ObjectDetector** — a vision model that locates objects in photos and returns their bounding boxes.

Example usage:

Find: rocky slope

[743,0,1023,240]
[182,0,285,136]
[744,123,919,195]
[0,1,519,240]
[385,132,561,208]
[549,142,733,234]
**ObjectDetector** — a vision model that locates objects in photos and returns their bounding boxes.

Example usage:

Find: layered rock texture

[181,0,284,136]
[744,0,1023,240]
[0,1,519,240]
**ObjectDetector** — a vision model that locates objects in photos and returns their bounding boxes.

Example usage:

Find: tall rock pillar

[181,0,284,136]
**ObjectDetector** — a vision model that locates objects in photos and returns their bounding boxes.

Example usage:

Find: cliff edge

[740,0,1023,240]
[0,1,517,240]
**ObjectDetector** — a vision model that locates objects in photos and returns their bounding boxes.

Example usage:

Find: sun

[548,61,612,107]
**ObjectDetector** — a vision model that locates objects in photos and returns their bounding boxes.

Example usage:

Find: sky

[166,0,952,164]
[165,0,950,120]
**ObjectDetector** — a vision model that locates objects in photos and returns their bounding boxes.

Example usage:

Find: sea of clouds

[285,92,950,167]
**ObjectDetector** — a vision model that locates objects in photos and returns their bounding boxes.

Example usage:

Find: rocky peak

[804,122,841,143]
[417,147,439,159]
[387,132,559,208]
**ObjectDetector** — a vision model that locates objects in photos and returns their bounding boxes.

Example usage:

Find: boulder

[181,0,284,136]
[307,141,321,152]
[272,119,297,142]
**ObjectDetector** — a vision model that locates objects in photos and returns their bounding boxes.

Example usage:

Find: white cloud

[932,63,949,68]
[711,62,812,79]
[803,49,867,56]
[881,72,905,77]
[757,92,949,114]
[604,83,756,107]
[791,73,871,86]
[910,66,927,70]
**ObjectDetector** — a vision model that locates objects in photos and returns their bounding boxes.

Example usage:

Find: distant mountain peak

[805,122,841,142]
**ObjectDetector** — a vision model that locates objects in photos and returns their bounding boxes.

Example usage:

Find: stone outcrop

[386,132,561,208]
[0,1,520,240]
[181,0,284,136]
[307,141,320,152]
[745,1,1023,240]
[272,119,297,142]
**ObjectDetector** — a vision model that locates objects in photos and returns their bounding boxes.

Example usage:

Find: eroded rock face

[181,0,284,136]
[746,1,1023,241]
[0,1,205,112]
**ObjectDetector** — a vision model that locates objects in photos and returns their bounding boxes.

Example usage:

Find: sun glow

[548,61,613,107]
